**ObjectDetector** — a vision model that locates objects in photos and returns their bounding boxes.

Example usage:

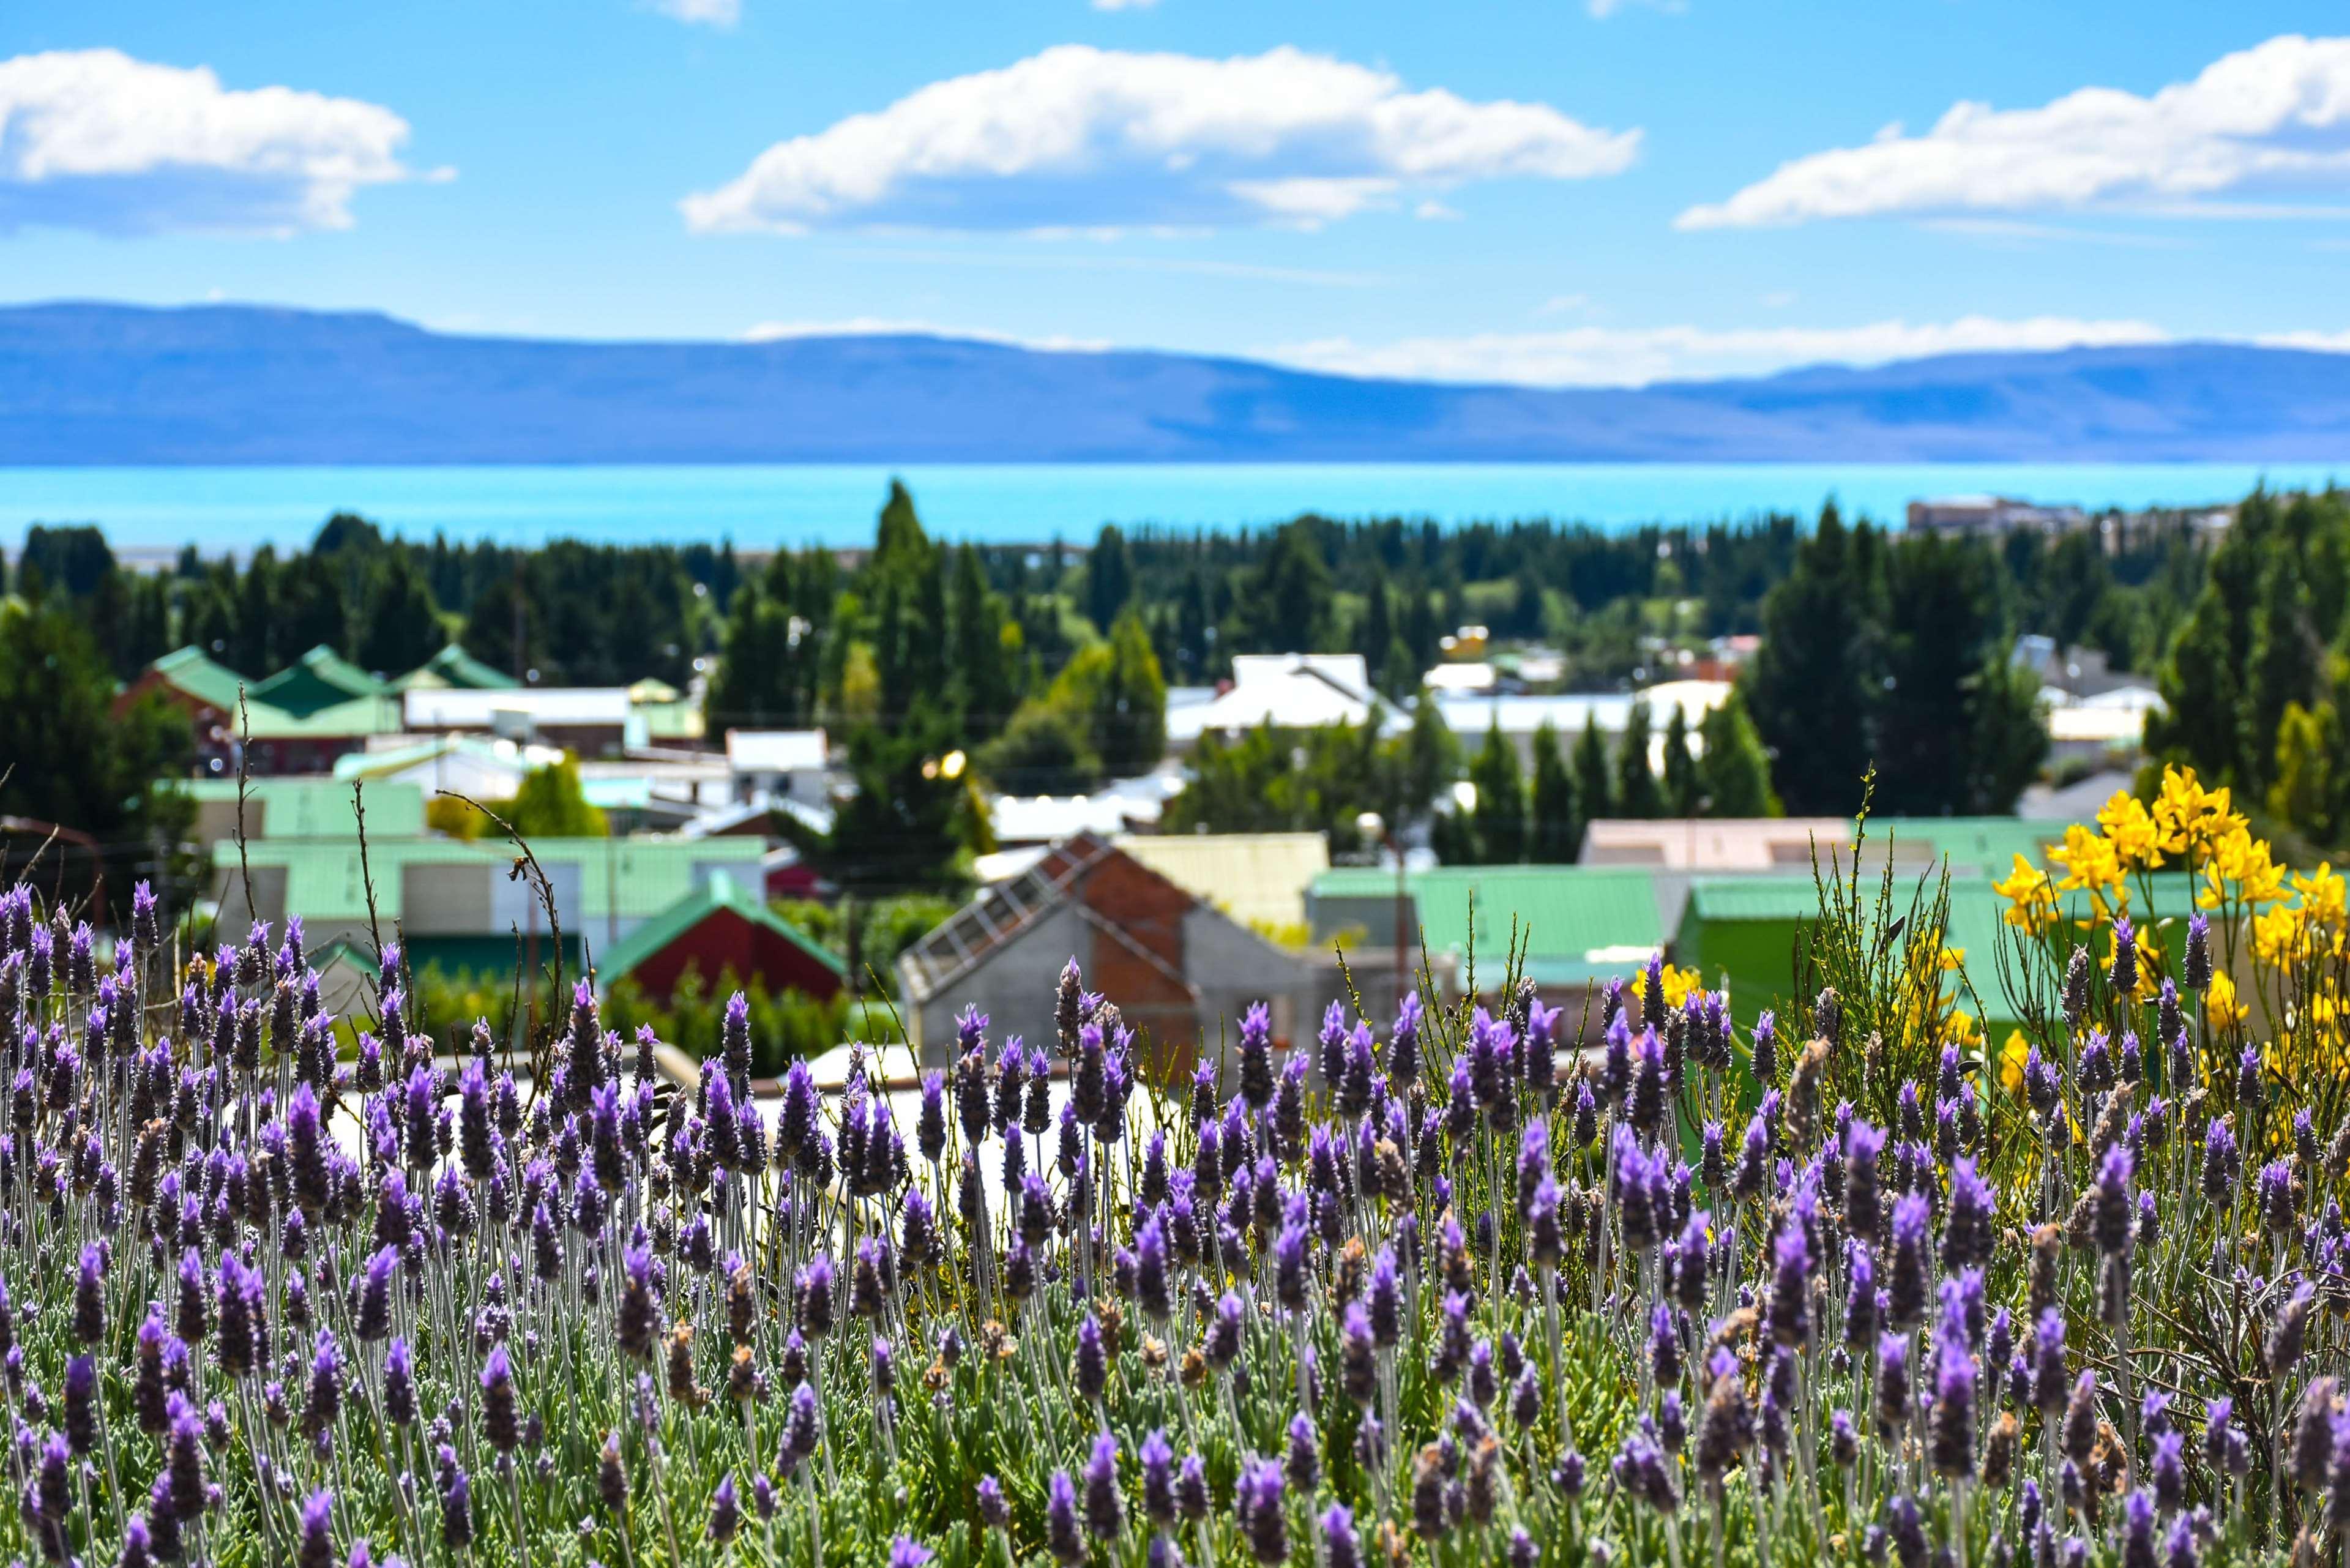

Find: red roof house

[595,870,846,1003]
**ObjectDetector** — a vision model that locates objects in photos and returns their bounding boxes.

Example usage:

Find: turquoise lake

[3,461,2342,551]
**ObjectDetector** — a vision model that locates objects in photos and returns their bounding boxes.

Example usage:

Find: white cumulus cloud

[651,0,741,26]
[1680,34,2350,229]
[0,48,416,236]
[1264,315,2173,387]
[681,44,1637,234]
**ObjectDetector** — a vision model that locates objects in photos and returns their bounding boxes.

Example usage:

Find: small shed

[594,870,846,1003]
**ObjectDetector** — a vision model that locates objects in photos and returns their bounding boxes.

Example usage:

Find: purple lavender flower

[1237,1457,1290,1564]
[297,1489,335,1568]
[1045,1468,1086,1565]
[709,1474,740,1546]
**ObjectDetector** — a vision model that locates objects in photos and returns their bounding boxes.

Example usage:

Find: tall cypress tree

[1875,534,2004,816]
[1660,706,1699,817]
[1572,714,1614,823]
[1087,525,1136,634]
[1529,720,1579,861]
[1614,700,1667,818]
[1698,689,1779,817]
[1745,502,1879,815]
[1468,722,1527,864]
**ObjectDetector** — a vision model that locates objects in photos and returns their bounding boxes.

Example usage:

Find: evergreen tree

[2145,498,2272,787]
[811,697,982,897]
[354,553,449,676]
[1963,657,2049,814]
[2245,551,2321,797]
[1529,720,1580,861]
[231,547,280,674]
[1050,611,1167,778]
[1745,504,1879,815]
[1396,693,1463,826]
[949,543,1020,741]
[1403,584,1441,671]
[1231,521,1334,653]
[460,575,545,684]
[872,480,929,575]
[1466,722,1527,863]
[275,554,350,660]
[1087,525,1136,634]
[17,525,116,600]
[0,601,193,916]
[978,702,1100,795]
[1358,564,1397,690]
[1874,534,2002,816]
[1614,700,1667,818]
[1660,706,1699,817]
[1698,689,1779,817]
[1173,572,1214,683]
[1572,714,1614,823]
[707,579,794,731]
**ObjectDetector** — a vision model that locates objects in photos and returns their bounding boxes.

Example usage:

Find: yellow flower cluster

[1994,854,2057,936]
[1659,962,1704,1011]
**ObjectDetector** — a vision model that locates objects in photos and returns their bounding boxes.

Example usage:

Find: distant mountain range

[4,302,2350,464]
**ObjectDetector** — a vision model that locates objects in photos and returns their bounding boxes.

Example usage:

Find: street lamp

[1356,810,1410,1010]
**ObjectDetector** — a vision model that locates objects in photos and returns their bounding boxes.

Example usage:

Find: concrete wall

[911,903,1087,1068]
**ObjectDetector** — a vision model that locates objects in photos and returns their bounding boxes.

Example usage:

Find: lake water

[3,461,2341,553]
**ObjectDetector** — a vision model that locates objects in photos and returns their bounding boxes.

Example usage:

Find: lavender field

[0,767,2342,1567]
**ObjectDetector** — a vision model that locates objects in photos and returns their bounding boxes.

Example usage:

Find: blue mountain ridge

[2,302,2348,463]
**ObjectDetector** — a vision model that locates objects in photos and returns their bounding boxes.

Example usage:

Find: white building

[1906,496,2087,536]
[723,729,832,808]
[1168,654,1386,746]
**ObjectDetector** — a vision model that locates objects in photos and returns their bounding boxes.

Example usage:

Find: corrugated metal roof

[597,868,843,990]
[248,646,389,719]
[1684,871,2203,950]
[1311,864,1662,965]
[181,777,428,838]
[218,835,769,922]
[1115,832,1330,931]
[146,646,248,712]
[389,646,519,692]
[236,694,406,740]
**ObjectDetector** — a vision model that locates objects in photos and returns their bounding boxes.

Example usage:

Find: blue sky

[7,1,2350,384]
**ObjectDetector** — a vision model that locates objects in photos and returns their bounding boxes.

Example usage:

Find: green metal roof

[217,835,770,922]
[181,777,428,838]
[234,693,405,740]
[248,646,389,718]
[1680,870,2201,931]
[1312,864,1662,965]
[390,645,518,692]
[1879,818,2072,873]
[145,646,250,712]
[596,868,843,990]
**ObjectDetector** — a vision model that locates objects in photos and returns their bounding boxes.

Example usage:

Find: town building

[1166,654,1389,747]
[210,833,769,975]
[723,729,832,809]
[895,832,1312,1078]
[1906,496,2089,535]
[594,868,844,1003]
[1306,862,1665,1036]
